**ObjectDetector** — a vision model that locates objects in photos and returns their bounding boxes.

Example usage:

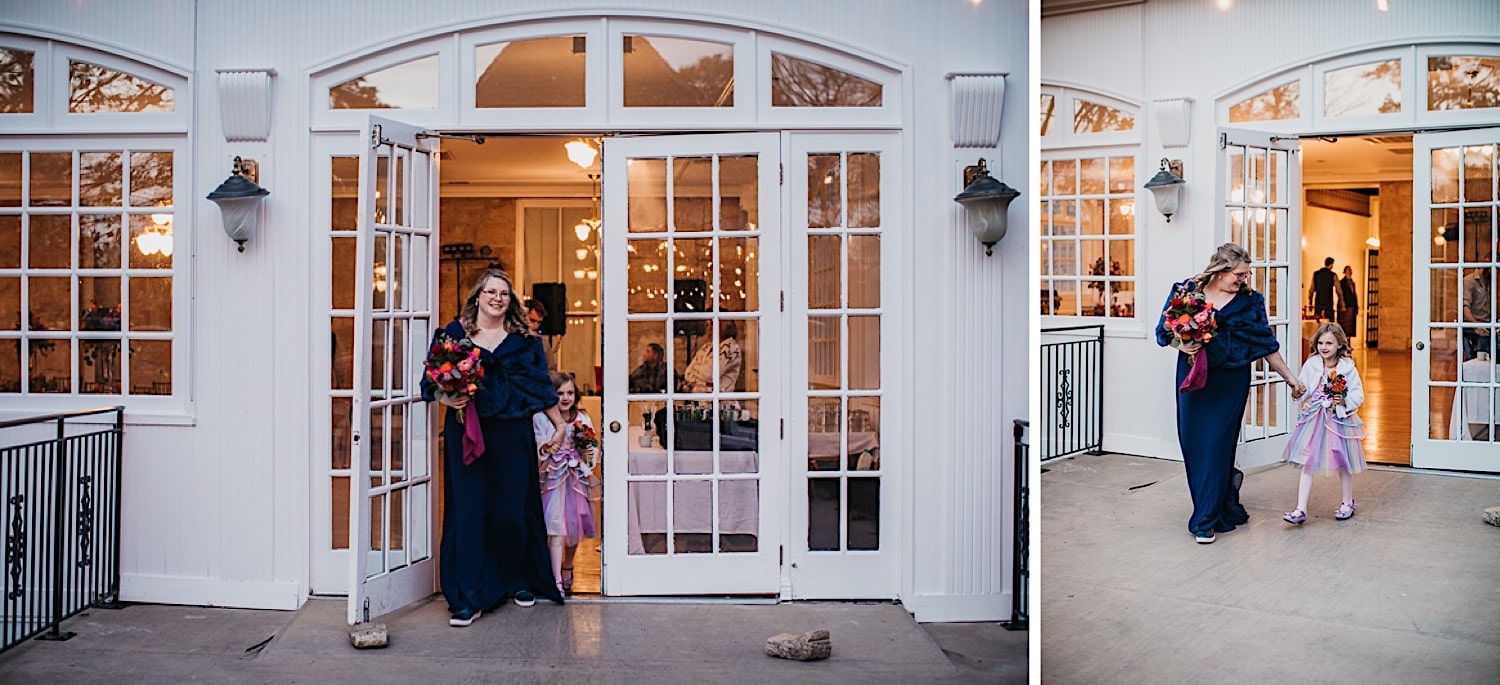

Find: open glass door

[347,115,440,623]
[601,133,782,595]
[1217,130,1301,464]
[1413,127,1499,470]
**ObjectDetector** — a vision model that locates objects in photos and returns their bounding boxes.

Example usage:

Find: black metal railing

[1003,419,1028,631]
[1,406,125,654]
[1040,325,1104,460]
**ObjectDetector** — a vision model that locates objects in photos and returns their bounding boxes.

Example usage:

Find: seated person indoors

[681,320,742,394]
[628,343,668,393]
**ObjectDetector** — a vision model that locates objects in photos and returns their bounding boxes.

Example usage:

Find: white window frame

[604,19,756,128]
[1310,47,1417,131]
[1039,83,1139,150]
[1416,43,1500,128]
[457,19,607,128]
[310,39,455,131]
[1038,146,1143,327]
[0,31,190,134]
[755,34,901,128]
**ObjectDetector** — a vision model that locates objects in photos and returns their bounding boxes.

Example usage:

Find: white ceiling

[1300,134,1413,187]
[440,135,598,195]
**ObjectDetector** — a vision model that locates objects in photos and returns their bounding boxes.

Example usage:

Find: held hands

[540,425,567,457]
[439,393,470,410]
[586,446,600,469]
[1289,381,1307,400]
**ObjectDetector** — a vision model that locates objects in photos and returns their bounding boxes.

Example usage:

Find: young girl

[532,372,599,595]
[1281,323,1367,524]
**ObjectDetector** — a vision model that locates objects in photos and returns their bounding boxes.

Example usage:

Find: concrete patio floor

[1040,453,1500,684]
[0,596,1024,684]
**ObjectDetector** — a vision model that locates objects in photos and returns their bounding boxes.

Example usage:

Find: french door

[601,133,783,595]
[346,115,440,623]
[1216,129,1302,465]
[1412,127,1499,470]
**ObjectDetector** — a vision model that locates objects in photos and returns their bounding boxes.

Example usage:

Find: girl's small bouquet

[1163,282,1218,393]
[1321,369,1348,406]
[424,333,486,464]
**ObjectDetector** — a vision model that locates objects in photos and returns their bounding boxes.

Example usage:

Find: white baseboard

[1102,433,1178,460]
[905,592,1011,623]
[122,574,305,610]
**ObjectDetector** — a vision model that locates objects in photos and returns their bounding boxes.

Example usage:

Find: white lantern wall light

[207,156,270,252]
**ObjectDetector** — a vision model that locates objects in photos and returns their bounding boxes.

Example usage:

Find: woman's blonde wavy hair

[458,268,533,337]
[1191,242,1253,294]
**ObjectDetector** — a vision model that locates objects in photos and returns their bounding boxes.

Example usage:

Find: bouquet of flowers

[1163,282,1218,393]
[1322,370,1348,404]
[424,332,486,464]
[571,419,599,454]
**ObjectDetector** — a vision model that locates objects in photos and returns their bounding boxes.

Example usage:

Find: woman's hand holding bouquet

[424,333,487,464]
[1164,283,1218,393]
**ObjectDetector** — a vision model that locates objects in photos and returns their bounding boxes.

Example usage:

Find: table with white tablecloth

[1449,358,1497,441]
[626,427,759,554]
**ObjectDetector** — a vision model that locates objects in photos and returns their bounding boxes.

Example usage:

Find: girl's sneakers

[1335,500,1357,520]
[1282,509,1307,524]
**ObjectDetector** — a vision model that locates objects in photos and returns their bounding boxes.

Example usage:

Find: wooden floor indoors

[1352,346,1412,465]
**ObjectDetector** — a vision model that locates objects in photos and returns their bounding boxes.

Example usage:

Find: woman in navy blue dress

[1156,243,1305,544]
[422,269,567,626]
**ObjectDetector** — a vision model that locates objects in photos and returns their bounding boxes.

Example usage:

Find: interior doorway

[1300,134,1413,466]
[438,134,608,595]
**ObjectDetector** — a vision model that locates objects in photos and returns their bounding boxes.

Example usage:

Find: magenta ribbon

[461,403,484,465]
[1179,351,1208,394]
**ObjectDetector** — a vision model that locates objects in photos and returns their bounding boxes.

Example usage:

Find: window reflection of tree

[1324,60,1401,117]
[69,61,173,113]
[1040,94,1055,135]
[770,55,881,107]
[1428,56,1500,111]
[0,48,34,113]
[329,77,388,109]
[1229,82,1300,123]
[1073,101,1133,134]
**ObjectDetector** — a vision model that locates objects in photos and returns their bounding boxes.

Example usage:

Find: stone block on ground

[349,622,388,649]
[1484,506,1500,527]
[765,628,831,661]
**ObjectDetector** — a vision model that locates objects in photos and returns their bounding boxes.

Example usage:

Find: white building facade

[1042,0,1500,472]
[0,0,1027,623]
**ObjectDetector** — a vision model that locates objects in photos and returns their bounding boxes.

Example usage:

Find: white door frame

[1412,126,1500,470]
[1216,129,1303,466]
[346,115,441,624]
[600,132,783,595]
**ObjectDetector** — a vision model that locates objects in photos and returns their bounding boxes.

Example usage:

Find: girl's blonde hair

[459,268,532,337]
[1191,242,1253,294]
[1310,322,1352,359]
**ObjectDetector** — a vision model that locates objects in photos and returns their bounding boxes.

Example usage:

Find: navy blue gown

[1156,281,1280,536]
[421,320,563,612]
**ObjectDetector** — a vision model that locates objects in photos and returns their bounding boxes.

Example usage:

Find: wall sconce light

[1143,158,1185,223]
[953,158,1020,256]
[207,156,269,252]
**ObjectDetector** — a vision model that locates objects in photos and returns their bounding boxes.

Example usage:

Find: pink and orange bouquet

[1164,283,1218,393]
[571,420,599,455]
[1323,370,1348,403]
[423,333,484,402]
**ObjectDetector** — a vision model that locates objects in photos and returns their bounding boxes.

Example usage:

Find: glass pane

[627,158,668,233]
[410,483,430,561]
[1431,387,1454,440]
[1054,280,1078,316]
[27,276,68,330]
[79,152,122,207]
[1079,158,1105,194]
[0,276,15,330]
[808,397,843,472]
[848,315,880,390]
[672,157,712,231]
[30,339,70,393]
[69,60,173,112]
[1463,145,1495,203]
[729,318,756,392]
[372,234,388,311]
[332,236,356,309]
[628,238,668,313]
[719,236,758,312]
[1038,161,1052,196]
[130,151,173,208]
[848,152,880,228]
[1432,269,1459,324]
[368,492,385,573]
[719,155,757,231]
[0,154,19,207]
[0,48,34,113]
[623,35,732,108]
[30,152,72,207]
[1432,147,1461,203]
[329,55,438,109]
[370,407,387,484]
[331,157,359,230]
[129,277,171,332]
[675,238,713,316]
[332,397,353,469]
[128,215,172,269]
[79,278,121,331]
[808,478,840,551]
[1462,208,1495,265]
[1039,94,1055,136]
[718,479,758,552]
[808,154,842,229]
[1079,199,1105,235]
[391,318,406,394]
[1270,149,1286,205]
[848,394,880,461]
[847,478,879,550]
[1427,56,1500,111]
[390,407,405,484]
[0,339,15,393]
[371,319,387,393]
[1108,200,1135,235]
[389,488,406,562]
[628,480,666,555]
[1431,326,1460,383]
[129,340,171,395]
[1052,200,1076,235]
[671,480,711,554]
[331,476,350,549]
[80,340,119,394]
[331,316,354,390]
[1431,209,1459,264]
[1108,157,1134,193]
[848,235,880,309]
[1324,59,1401,117]
[1052,159,1077,196]
[1073,99,1135,133]
[770,53,881,107]
[1229,81,1300,123]
[476,36,587,108]
[808,235,841,310]
[79,215,121,269]
[808,316,841,390]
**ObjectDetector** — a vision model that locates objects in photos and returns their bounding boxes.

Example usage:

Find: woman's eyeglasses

[480,288,508,300]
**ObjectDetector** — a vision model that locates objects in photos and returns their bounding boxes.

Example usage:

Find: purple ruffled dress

[1281,360,1367,475]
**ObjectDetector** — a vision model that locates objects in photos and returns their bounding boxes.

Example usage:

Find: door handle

[1415,341,1425,351]
[609,421,621,433]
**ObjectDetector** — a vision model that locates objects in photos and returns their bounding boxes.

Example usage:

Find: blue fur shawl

[1155,280,1280,369]
[420,320,558,420]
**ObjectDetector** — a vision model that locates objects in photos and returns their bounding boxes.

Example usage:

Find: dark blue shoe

[449,608,480,627]
[513,591,535,607]
[1194,530,1216,544]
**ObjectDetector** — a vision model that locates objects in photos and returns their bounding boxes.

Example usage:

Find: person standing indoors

[424,269,567,627]
[1309,256,1336,321]
[1337,265,1359,339]
[1462,267,1493,360]
[525,297,559,373]
[1157,243,1305,544]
